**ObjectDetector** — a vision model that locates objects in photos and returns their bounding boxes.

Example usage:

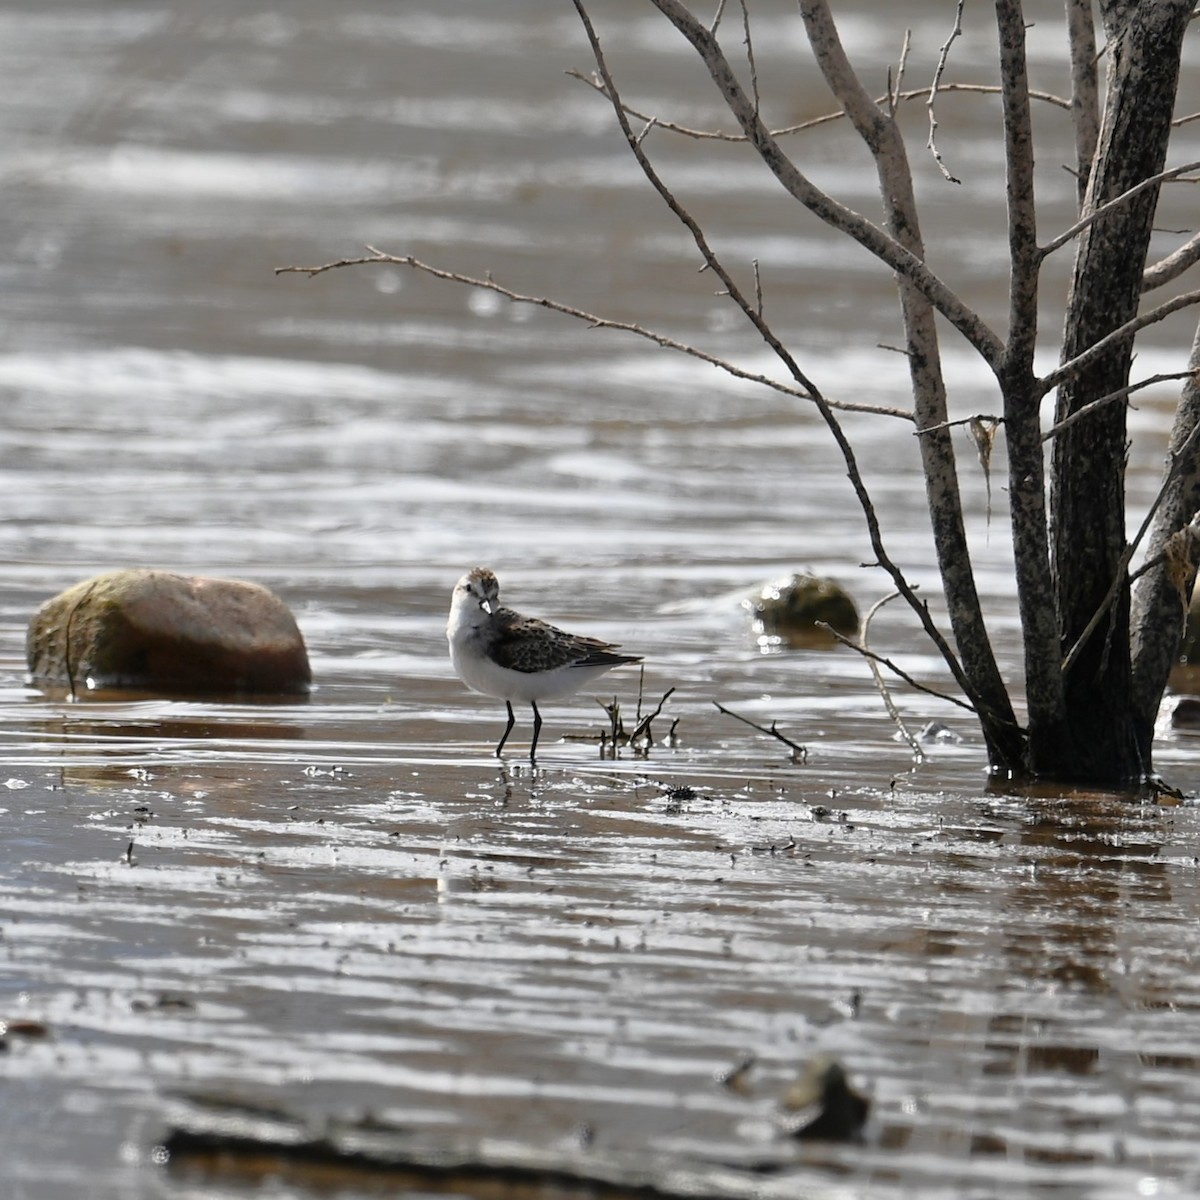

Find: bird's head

[454,567,500,616]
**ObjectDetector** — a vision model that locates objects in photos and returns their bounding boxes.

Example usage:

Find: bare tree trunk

[1048,0,1192,780]
[1065,0,1100,207]
[800,1,1022,769]
[1130,324,1200,754]
[994,1,1067,772]
[282,0,1200,786]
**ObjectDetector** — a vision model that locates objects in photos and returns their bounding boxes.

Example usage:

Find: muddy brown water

[4,4,1200,1198]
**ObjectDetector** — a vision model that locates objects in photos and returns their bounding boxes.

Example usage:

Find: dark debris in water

[777,1057,870,1143]
[712,702,807,763]
[160,1092,844,1200]
[130,993,195,1014]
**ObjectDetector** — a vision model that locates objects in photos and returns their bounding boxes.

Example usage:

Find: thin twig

[857,592,924,758]
[713,701,808,761]
[635,116,658,148]
[1040,159,1200,260]
[914,413,1005,437]
[1041,289,1200,394]
[927,0,965,184]
[597,696,622,756]
[822,626,978,713]
[1041,371,1198,441]
[889,30,912,119]
[739,0,760,116]
[276,249,911,420]
[630,686,677,746]
[1143,228,1200,292]
[566,69,1068,143]
[635,0,993,712]
[1129,549,1169,586]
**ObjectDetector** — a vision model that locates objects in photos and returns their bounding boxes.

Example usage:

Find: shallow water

[4,3,1200,1198]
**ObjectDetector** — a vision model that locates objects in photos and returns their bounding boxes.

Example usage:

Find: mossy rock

[745,572,859,649]
[27,569,311,698]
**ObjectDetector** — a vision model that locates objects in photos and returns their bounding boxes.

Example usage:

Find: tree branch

[915,413,1005,437]
[713,702,808,762]
[1041,371,1198,440]
[275,250,910,420]
[1065,0,1100,206]
[989,0,1066,751]
[646,0,1007,371]
[1131,321,1200,732]
[798,0,1020,765]
[927,0,966,184]
[1041,288,1200,394]
[571,0,995,714]
[565,71,1070,143]
[996,0,1041,371]
[824,623,979,714]
[1040,159,1200,259]
[1143,228,1200,292]
[859,594,924,760]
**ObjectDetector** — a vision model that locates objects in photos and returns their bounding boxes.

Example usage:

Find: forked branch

[1042,288,1200,394]
[575,0,986,714]
[646,0,1005,371]
[1042,371,1199,441]
[1040,159,1200,260]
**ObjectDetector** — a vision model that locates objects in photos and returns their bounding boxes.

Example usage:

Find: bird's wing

[491,610,636,674]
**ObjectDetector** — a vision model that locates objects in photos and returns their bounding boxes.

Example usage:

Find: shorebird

[447,567,642,762]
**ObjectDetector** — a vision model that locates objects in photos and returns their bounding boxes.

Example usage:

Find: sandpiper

[446,567,642,762]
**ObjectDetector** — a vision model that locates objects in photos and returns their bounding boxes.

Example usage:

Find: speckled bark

[994,1,1066,772]
[1049,1,1192,780]
[1065,0,1100,207]
[1130,323,1200,756]
[801,0,1022,769]
[643,0,1194,784]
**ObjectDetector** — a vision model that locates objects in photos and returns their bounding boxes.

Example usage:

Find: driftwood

[162,1091,859,1200]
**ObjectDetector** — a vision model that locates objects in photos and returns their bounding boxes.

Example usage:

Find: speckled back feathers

[489,607,640,674]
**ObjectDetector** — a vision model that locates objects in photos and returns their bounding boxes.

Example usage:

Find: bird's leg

[495,701,516,757]
[529,701,543,764]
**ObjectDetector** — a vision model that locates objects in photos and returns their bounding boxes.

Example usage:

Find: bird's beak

[479,599,493,615]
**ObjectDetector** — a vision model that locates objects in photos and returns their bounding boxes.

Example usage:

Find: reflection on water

[6,757,1200,1198]
[2,1,1200,1197]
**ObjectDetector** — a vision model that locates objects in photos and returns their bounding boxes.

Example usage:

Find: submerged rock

[745,572,859,649]
[27,569,311,697]
[778,1056,870,1142]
